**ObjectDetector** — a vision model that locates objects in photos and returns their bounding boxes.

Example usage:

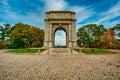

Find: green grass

[74,48,112,54]
[8,48,38,54]
[74,49,81,52]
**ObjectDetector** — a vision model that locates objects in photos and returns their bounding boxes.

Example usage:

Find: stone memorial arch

[44,11,77,48]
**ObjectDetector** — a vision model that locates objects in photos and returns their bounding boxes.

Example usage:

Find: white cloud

[42,0,68,11]
[95,12,120,24]
[0,10,44,27]
[94,0,120,27]
[75,0,120,29]
[71,6,95,23]
[0,0,45,28]
[107,0,120,14]
[71,6,95,30]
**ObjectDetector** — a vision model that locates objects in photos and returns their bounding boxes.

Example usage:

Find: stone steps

[49,48,71,54]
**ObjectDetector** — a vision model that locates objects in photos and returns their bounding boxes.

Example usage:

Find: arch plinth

[44,11,77,48]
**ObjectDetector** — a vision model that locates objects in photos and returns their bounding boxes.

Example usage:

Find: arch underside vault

[44,11,77,48]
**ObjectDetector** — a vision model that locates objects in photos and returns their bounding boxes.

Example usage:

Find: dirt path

[0,50,120,80]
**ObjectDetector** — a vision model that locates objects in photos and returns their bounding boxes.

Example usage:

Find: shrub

[11,38,26,49]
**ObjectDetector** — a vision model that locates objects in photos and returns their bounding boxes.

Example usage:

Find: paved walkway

[0,49,120,80]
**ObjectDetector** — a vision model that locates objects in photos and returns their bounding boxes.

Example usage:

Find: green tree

[77,24,106,48]
[11,38,26,48]
[10,23,30,48]
[0,23,11,41]
[92,24,106,47]
[77,27,93,47]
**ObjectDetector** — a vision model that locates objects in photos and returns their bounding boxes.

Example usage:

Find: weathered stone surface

[44,11,77,48]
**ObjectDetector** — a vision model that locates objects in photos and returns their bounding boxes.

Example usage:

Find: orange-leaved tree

[101,29,114,48]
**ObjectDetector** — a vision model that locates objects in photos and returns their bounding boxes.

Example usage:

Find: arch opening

[54,29,66,48]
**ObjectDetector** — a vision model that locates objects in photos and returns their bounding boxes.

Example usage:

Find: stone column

[72,21,77,47]
[48,23,53,48]
[44,21,49,48]
[68,23,72,48]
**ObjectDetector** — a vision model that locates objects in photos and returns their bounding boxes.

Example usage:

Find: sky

[0,0,120,46]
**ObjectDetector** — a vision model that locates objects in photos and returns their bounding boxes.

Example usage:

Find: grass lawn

[8,48,38,54]
[74,48,112,54]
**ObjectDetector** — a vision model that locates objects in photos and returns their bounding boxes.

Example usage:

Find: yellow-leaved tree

[10,23,44,48]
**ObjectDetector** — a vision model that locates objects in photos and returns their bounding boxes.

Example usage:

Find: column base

[43,41,53,48]
[68,41,77,48]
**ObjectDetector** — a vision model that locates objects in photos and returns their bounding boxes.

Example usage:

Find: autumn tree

[100,29,114,48]
[28,26,44,47]
[10,23,44,48]
[10,23,30,48]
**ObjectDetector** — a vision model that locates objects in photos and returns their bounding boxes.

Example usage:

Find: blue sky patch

[0,0,120,29]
